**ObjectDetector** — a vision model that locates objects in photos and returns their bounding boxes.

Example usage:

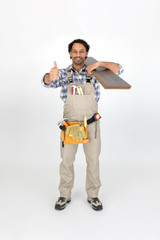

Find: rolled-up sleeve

[116,63,124,75]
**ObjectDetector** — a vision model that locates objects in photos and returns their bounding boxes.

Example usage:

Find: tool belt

[59,113,101,146]
[61,121,89,145]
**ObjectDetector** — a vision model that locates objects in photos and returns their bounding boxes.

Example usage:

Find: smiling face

[69,43,88,67]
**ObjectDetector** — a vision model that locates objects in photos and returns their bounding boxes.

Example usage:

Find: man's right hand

[49,61,59,81]
[44,61,59,84]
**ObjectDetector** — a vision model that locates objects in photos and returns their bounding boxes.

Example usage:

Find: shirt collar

[67,65,86,73]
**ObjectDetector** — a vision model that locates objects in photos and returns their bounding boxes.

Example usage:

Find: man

[42,39,124,211]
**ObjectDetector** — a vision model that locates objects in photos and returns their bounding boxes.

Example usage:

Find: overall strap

[66,70,73,84]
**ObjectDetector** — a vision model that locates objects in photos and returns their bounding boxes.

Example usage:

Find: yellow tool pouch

[61,121,89,145]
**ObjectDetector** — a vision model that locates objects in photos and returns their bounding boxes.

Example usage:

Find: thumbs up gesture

[49,61,59,81]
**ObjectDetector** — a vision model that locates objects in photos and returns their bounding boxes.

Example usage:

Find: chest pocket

[63,70,98,121]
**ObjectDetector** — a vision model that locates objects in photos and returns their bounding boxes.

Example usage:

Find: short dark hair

[68,39,90,53]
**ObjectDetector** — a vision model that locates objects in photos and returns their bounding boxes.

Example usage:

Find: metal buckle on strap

[66,69,73,84]
[86,75,92,83]
[68,77,73,84]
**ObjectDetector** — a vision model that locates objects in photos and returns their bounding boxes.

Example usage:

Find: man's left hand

[86,62,100,74]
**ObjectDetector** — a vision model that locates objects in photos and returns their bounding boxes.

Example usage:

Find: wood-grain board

[85,57,131,89]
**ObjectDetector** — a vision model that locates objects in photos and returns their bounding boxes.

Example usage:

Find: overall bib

[59,71,101,199]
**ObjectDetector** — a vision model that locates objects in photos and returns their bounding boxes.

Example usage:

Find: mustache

[70,56,88,59]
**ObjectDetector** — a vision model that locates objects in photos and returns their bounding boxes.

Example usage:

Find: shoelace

[57,197,67,203]
[91,198,100,203]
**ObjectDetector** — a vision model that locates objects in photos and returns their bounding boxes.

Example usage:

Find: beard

[72,57,85,66]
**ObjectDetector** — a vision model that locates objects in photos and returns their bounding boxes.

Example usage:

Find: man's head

[68,39,90,53]
[68,39,90,66]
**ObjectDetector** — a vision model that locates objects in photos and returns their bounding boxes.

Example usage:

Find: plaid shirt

[42,63,124,103]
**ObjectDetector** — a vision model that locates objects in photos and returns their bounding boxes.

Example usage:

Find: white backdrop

[0,0,160,240]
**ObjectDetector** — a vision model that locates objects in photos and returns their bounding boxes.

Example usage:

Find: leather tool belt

[59,113,101,146]
[61,121,89,145]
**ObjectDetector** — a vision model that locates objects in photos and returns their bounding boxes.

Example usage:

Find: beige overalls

[59,71,101,199]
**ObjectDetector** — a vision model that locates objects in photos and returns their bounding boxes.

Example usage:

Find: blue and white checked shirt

[42,63,124,103]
